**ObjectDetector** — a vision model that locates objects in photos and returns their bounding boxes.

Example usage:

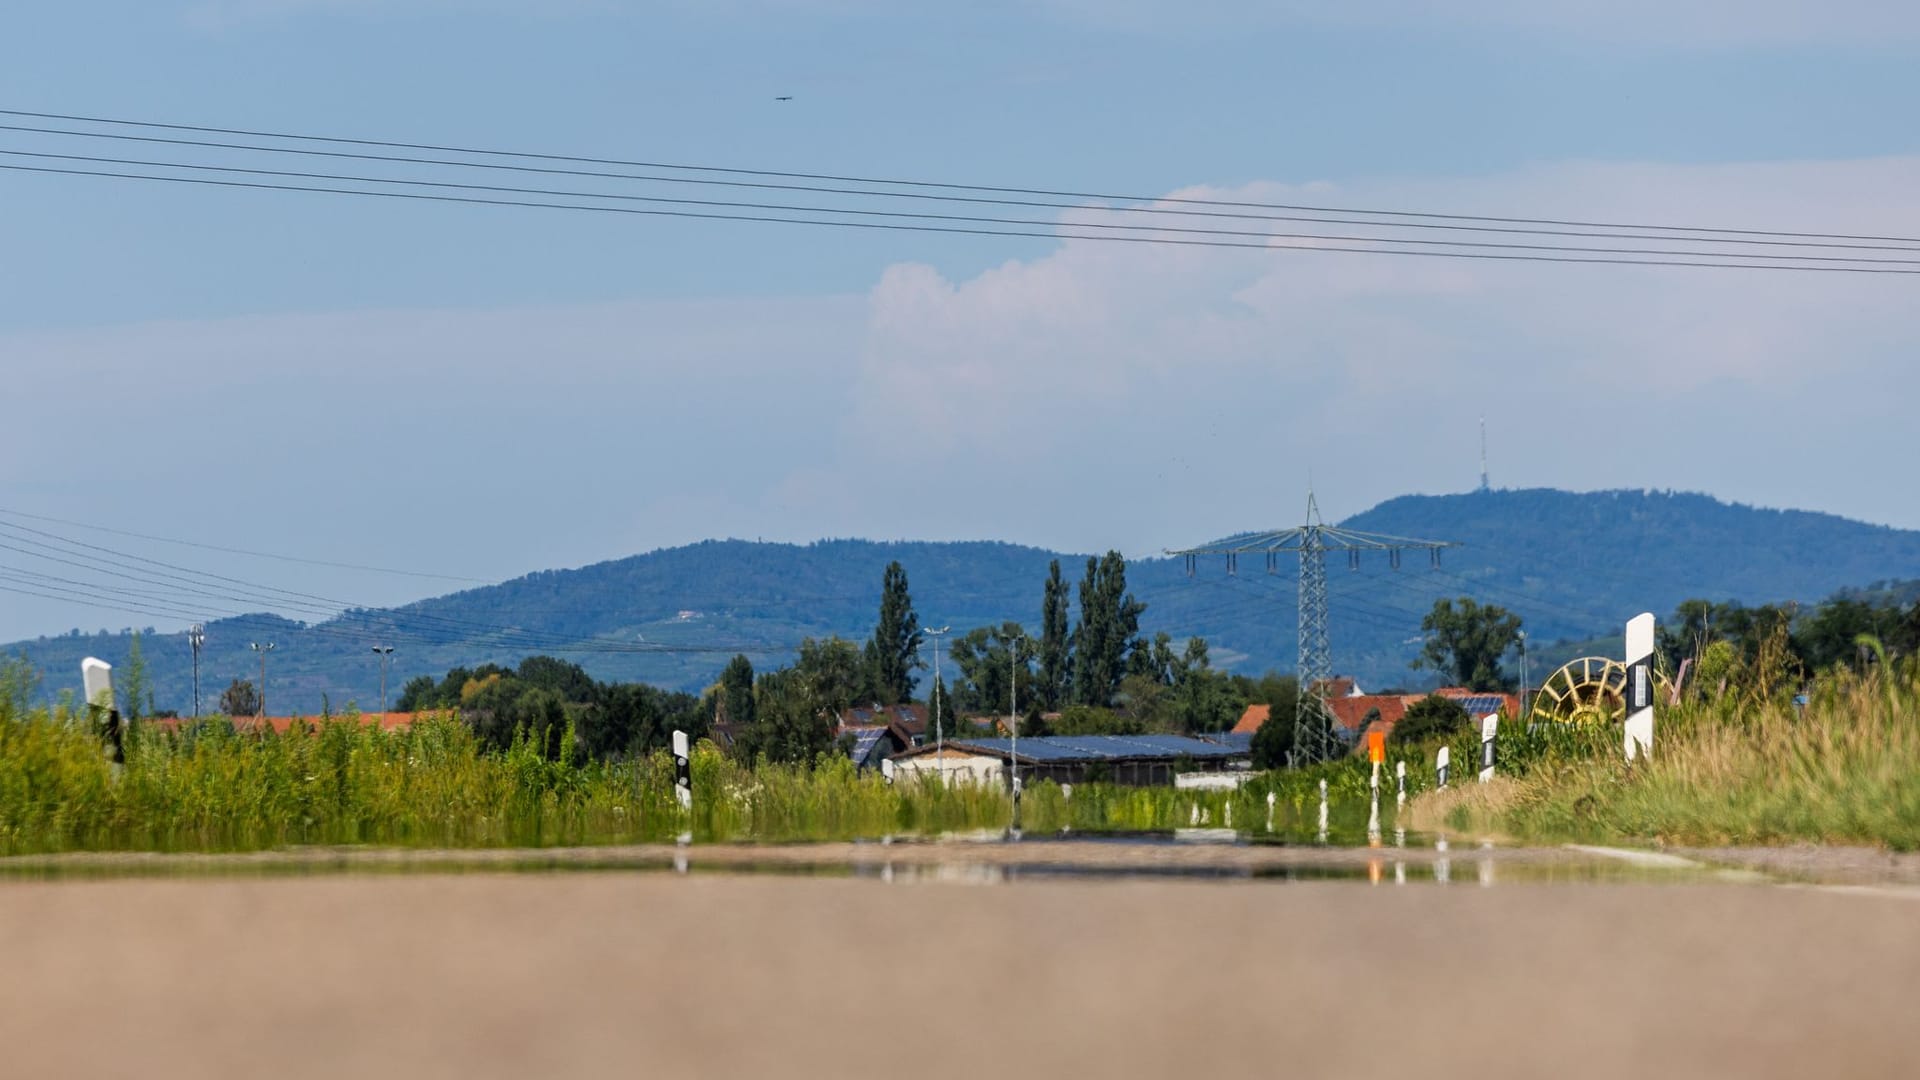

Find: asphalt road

[0,871,1913,1079]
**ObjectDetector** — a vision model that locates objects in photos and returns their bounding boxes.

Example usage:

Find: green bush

[1391,695,1471,746]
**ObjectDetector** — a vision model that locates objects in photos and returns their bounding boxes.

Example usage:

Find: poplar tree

[865,561,923,705]
[718,654,756,727]
[1072,551,1145,708]
[119,632,151,721]
[1039,559,1071,711]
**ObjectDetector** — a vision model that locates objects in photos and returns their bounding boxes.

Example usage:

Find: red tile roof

[1231,704,1272,735]
[1326,691,1519,740]
[1328,695,1409,734]
[1311,677,1360,699]
[147,712,427,735]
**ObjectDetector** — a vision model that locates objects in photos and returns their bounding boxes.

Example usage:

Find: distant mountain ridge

[10,489,1920,714]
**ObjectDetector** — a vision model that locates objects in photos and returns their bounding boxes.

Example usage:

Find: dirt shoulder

[1675,844,1920,884]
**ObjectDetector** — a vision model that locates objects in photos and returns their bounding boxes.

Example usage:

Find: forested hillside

[10,489,1920,713]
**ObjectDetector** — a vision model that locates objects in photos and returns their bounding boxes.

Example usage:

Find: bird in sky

[775,95,793,101]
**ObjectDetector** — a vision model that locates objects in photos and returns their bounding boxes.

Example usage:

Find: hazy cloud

[843,155,1920,550]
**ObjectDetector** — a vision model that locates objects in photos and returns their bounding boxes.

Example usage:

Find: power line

[0,506,488,583]
[5,120,1918,254]
[11,159,1918,275]
[9,144,1905,265]
[8,106,1918,247]
[0,523,782,656]
[0,573,787,657]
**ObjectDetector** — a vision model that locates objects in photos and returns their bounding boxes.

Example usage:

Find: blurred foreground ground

[0,865,1913,1079]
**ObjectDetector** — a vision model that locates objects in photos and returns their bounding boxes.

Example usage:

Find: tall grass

[1498,659,1920,850]
[1381,654,1920,851]
[0,672,1417,853]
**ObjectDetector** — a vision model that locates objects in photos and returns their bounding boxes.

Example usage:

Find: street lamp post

[371,645,395,714]
[249,642,275,718]
[923,626,949,783]
[187,624,205,720]
[1009,631,1025,826]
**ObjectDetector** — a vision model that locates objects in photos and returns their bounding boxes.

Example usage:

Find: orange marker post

[1366,731,1385,839]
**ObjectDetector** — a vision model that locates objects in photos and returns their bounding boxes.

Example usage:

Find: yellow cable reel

[1531,656,1671,724]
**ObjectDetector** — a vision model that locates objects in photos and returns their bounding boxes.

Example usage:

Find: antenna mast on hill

[1170,492,1458,766]
[1479,417,1490,494]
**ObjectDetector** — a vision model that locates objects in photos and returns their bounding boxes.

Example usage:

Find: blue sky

[4,1,1920,643]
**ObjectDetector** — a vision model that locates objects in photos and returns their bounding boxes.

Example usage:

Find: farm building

[888,733,1252,788]
[837,723,916,771]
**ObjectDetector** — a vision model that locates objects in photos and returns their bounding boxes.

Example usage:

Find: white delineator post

[81,658,124,768]
[1624,612,1657,763]
[82,657,113,714]
[881,759,896,786]
[672,729,692,811]
[1266,791,1276,833]
[1316,779,1328,841]
[1436,745,1450,790]
[1396,761,1407,812]
[1367,771,1380,839]
[1478,714,1499,783]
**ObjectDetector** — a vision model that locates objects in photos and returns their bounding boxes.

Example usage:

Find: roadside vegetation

[5,562,1920,855]
[1402,633,1920,851]
[0,655,1368,854]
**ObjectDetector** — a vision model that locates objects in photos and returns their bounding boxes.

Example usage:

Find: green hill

[10,489,1920,713]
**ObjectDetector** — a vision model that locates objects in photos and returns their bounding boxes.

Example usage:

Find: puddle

[0,834,1763,888]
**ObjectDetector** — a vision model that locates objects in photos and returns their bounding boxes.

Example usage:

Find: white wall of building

[891,749,1006,786]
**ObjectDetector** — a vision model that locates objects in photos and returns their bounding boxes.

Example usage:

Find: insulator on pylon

[1348,550,1361,571]
[1431,548,1443,568]
[1266,551,1277,574]
[1389,549,1402,570]
[1184,554,1195,577]
[1228,553,1238,576]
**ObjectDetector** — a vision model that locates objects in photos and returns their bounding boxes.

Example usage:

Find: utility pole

[1009,630,1025,819]
[249,641,275,718]
[923,625,949,783]
[1172,491,1457,766]
[1518,631,1530,720]
[187,624,205,720]
[371,645,395,714]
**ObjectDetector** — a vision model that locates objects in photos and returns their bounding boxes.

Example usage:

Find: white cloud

[0,293,868,640]
[840,155,1920,548]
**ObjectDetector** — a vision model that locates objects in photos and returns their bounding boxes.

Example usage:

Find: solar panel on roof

[930,734,1255,764]
[844,728,889,765]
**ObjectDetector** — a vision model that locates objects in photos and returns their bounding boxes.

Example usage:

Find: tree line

[705,553,1269,764]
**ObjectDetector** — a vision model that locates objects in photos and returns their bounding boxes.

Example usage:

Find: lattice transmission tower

[1171,492,1458,765]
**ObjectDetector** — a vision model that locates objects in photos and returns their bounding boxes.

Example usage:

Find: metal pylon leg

[1294,526,1333,764]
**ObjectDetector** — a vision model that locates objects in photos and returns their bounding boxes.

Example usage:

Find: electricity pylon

[1171,492,1457,765]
